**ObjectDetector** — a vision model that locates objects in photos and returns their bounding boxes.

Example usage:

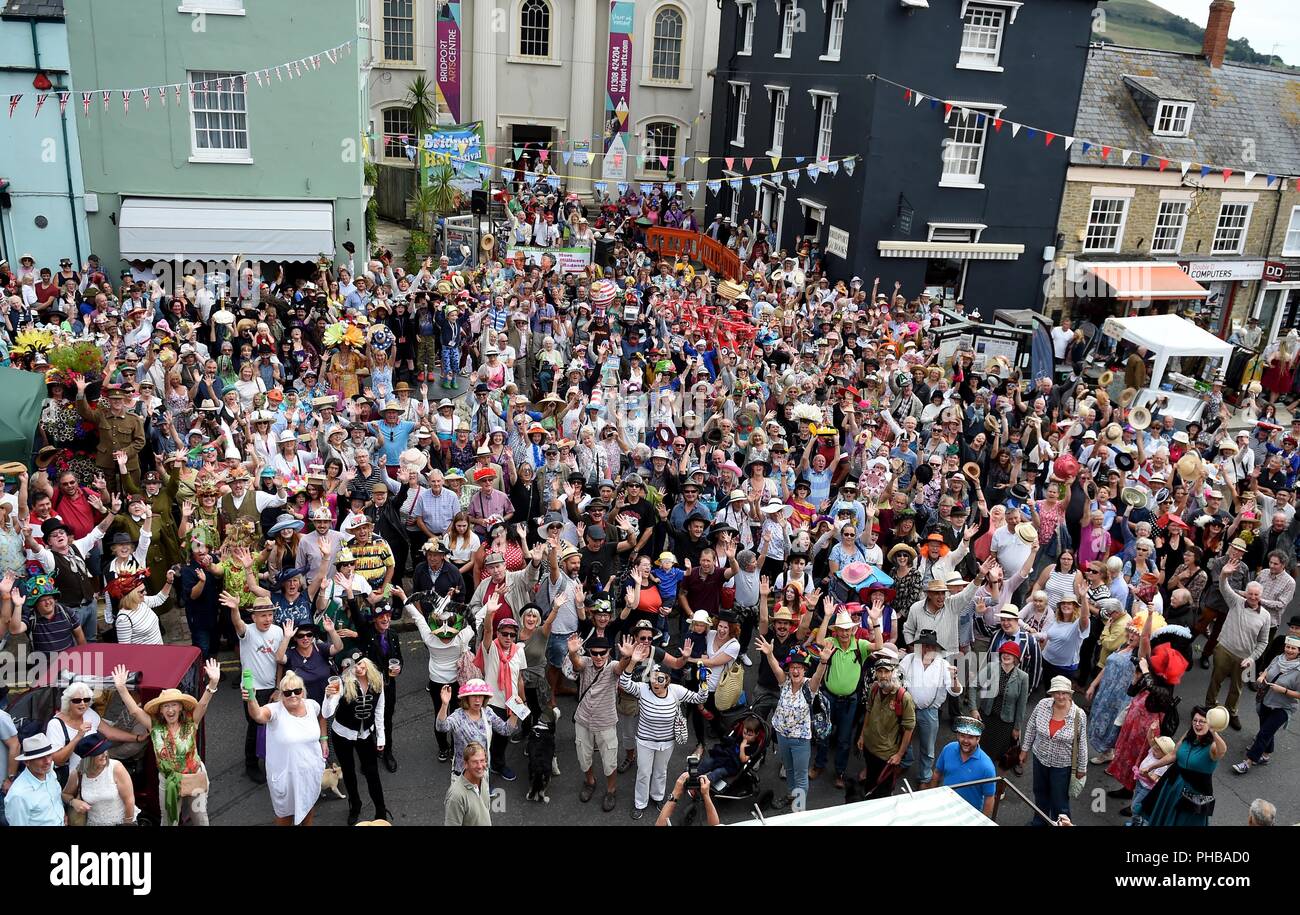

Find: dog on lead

[319,763,347,800]
[526,714,557,804]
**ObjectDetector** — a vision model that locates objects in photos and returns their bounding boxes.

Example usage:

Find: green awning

[0,365,48,471]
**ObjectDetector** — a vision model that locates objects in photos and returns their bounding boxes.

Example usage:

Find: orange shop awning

[1086,263,1209,300]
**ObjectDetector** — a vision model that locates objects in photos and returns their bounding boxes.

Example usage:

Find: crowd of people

[0,180,1296,828]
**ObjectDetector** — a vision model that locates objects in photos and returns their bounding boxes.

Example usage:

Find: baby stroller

[677,715,774,825]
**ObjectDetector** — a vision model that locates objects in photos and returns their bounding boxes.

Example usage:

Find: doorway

[510,124,555,172]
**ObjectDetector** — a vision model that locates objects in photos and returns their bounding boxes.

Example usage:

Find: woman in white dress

[62,735,135,826]
[243,671,329,826]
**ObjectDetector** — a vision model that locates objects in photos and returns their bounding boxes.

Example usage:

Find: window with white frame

[382,108,414,160]
[1150,199,1189,254]
[813,93,835,160]
[188,70,249,160]
[519,0,552,58]
[959,3,1006,68]
[1083,196,1130,253]
[651,6,685,81]
[738,1,755,55]
[731,82,749,145]
[940,106,994,185]
[778,1,797,56]
[382,0,415,62]
[726,172,742,223]
[825,0,846,59]
[1283,206,1300,257]
[1212,202,1252,254]
[1154,101,1193,137]
[928,224,983,243]
[642,122,678,171]
[767,87,788,155]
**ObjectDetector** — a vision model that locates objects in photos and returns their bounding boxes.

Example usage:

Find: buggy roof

[37,644,202,693]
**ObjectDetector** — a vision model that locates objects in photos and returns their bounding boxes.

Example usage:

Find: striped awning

[730,787,997,826]
[877,241,1024,261]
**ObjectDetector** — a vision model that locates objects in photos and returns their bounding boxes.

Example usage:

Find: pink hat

[840,562,871,587]
[459,678,493,698]
[720,461,742,476]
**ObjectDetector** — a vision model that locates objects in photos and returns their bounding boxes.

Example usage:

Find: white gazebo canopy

[1103,314,1234,422]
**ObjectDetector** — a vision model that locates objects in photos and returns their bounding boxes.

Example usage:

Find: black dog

[526,718,556,804]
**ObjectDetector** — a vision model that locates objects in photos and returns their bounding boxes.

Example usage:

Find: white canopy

[731,787,996,827]
[1103,314,1233,423]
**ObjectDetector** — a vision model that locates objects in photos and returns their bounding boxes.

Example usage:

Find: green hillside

[1100,0,1292,68]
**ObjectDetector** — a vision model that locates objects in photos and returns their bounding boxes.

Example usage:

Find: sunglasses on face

[281,688,304,697]
[589,651,609,658]
[71,697,91,704]
[636,635,654,642]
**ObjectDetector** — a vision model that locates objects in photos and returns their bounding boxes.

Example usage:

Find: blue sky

[1149,0,1299,65]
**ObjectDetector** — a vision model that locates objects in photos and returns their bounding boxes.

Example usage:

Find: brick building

[1046,0,1300,347]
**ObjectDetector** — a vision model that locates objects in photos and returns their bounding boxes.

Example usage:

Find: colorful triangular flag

[1200,165,1213,178]
[724,157,734,170]
[593,181,607,193]
[1120,149,1132,165]
[658,155,668,168]
[1180,161,1192,178]
[1159,158,1169,172]
[827,160,839,176]
[1081,142,1092,156]
[1044,132,1055,146]
[686,181,699,196]
[57,91,68,114]
[34,93,47,117]
[842,158,855,176]
[993,117,1003,132]
[8,94,20,117]
[743,157,754,170]
[81,91,91,115]
[1010,123,1021,137]
[142,88,150,110]
[770,156,780,170]
[706,180,721,196]
[1244,170,1257,185]
[786,169,800,186]
[1139,153,1150,167]
[1222,168,1233,182]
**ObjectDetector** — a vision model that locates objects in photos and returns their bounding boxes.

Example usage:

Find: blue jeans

[70,599,98,643]
[902,706,940,781]
[1029,758,1071,825]
[1247,704,1289,762]
[780,736,811,800]
[1126,782,1153,825]
[813,692,859,776]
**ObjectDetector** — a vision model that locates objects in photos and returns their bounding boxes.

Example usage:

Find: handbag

[672,706,689,745]
[1068,708,1086,799]
[712,659,745,712]
[1178,786,1216,817]
[456,649,483,687]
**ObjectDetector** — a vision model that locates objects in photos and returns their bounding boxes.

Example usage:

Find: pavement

[197,627,1296,827]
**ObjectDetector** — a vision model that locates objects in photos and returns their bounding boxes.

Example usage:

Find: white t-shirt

[47,709,102,772]
[239,623,284,690]
[1051,326,1074,360]
[990,527,1032,581]
[702,632,740,693]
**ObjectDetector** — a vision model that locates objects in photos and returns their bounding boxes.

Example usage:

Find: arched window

[651,7,685,81]
[519,0,551,58]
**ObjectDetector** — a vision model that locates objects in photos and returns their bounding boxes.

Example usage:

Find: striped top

[618,673,706,743]
[1020,698,1088,774]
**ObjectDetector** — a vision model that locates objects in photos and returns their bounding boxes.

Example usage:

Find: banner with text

[507,246,593,274]
[422,122,487,194]
[435,1,462,123]
[602,1,633,183]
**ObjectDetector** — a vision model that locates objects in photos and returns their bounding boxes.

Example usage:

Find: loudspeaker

[594,236,615,268]
[471,189,488,215]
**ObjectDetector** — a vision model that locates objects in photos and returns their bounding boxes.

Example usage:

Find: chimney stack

[1202,0,1234,69]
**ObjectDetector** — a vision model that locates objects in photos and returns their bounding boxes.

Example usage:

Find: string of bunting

[874,73,1295,188]
[412,147,861,200]
[380,130,854,178]
[5,40,354,117]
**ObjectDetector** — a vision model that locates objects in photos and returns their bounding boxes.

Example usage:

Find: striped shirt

[350,538,395,589]
[575,660,621,731]
[618,673,706,743]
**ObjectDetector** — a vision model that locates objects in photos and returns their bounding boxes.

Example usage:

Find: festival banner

[602,1,634,183]
[507,246,593,274]
[435,1,462,123]
[422,121,488,194]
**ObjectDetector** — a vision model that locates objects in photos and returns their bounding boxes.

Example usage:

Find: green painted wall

[63,0,364,270]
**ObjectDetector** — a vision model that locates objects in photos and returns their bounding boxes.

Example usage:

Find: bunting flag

[842,157,855,176]
[512,145,523,160]
[640,182,653,195]
[121,90,130,114]
[658,155,668,168]
[1120,149,1132,165]
[724,157,735,170]
[1200,165,1213,178]
[58,92,69,114]
[1010,123,1021,137]
[538,149,549,162]
[1044,131,1055,146]
[1266,174,1278,187]
[795,156,805,165]
[696,155,709,165]
[617,182,629,195]
[747,175,762,187]
[101,90,110,112]
[787,168,800,187]
[1100,146,1112,159]
[81,92,91,116]
[943,103,953,119]
[913,92,925,108]
[593,181,607,193]
[1159,158,1169,172]
[1081,141,1092,156]
[1025,128,1038,140]
[706,179,721,196]
[546,176,561,190]
[743,157,754,170]
[1063,136,1075,150]
[679,155,691,170]
[34,93,47,117]
[524,172,538,186]
[770,156,781,170]
[561,151,571,164]
[174,84,182,105]
[686,181,699,196]
[808,167,819,184]
[275,66,283,81]
[993,117,1003,132]
[827,160,840,176]
[326,48,337,64]
[1139,154,1150,167]
[1180,161,1192,178]
[664,182,677,195]
[1222,168,1233,182]
[142,87,150,110]
[1244,170,1257,184]
[8,94,20,117]
[727,177,742,190]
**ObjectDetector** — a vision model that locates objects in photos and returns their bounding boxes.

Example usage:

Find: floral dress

[151,720,204,826]
[1106,688,1162,790]
[40,400,98,484]
[1087,648,1133,755]
[771,680,812,740]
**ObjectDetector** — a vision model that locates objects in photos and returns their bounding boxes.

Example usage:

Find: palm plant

[408,165,462,235]
[405,75,437,187]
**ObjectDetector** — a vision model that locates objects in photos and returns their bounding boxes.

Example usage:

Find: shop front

[1253,261,1300,346]
[1179,259,1266,337]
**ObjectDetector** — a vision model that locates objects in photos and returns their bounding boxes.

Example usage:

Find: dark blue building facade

[708,0,1100,312]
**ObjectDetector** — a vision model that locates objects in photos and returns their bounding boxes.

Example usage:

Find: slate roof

[1071,44,1300,176]
[1,0,64,20]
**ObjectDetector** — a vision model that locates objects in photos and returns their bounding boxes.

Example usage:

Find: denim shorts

[546,631,571,668]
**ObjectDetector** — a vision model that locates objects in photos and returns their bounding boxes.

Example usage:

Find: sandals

[617,755,634,774]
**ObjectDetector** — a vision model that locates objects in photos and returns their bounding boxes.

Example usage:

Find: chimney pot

[1203,0,1234,69]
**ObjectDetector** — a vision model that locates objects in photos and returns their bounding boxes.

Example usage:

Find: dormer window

[1154,101,1193,138]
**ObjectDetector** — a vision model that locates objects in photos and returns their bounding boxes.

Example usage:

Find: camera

[687,754,700,788]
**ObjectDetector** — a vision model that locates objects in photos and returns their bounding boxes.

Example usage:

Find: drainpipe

[31,20,83,266]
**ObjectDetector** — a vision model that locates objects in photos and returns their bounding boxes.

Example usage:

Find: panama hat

[1015,522,1039,545]
[15,734,57,761]
[924,579,950,593]
[143,688,199,716]
[829,610,858,630]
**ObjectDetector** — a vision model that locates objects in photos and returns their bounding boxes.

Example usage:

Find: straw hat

[144,688,198,716]
[1015,522,1039,545]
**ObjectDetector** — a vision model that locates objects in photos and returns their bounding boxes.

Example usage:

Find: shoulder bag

[1068,708,1086,799]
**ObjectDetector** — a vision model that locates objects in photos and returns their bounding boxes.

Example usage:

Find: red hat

[472,467,497,483]
[1149,643,1189,686]
[997,641,1022,659]
[106,569,149,600]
